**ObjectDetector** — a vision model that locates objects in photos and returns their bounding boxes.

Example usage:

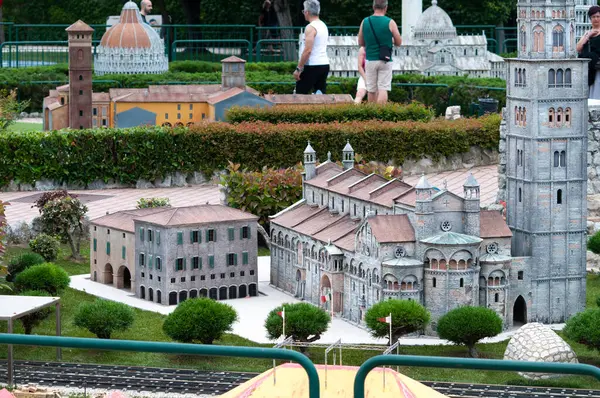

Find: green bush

[73,299,135,339]
[589,231,600,255]
[14,263,70,295]
[226,102,434,124]
[6,252,45,282]
[597,296,600,307]
[365,299,430,343]
[0,115,500,188]
[163,298,237,344]
[564,308,600,352]
[136,197,171,209]
[264,303,330,343]
[18,290,53,334]
[29,234,60,262]
[436,306,503,357]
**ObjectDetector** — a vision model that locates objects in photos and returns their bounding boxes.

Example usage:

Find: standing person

[140,0,153,24]
[357,0,401,104]
[354,46,368,104]
[578,5,600,99]
[258,1,278,40]
[294,0,330,94]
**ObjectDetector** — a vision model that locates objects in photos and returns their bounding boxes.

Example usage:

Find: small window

[122,232,126,238]
[177,113,181,119]
[177,231,183,245]
[93,238,97,252]
[518,187,522,203]
[228,253,237,266]
[242,251,248,265]
[557,189,562,204]
[156,257,162,271]
[122,246,126,259]
[149,274,153,280]
[495,293,499,302]
[459,278,464,287]
[102,119,107,126]
[518,271,524,280]
[189,104,193,110]
[202,113,206,119]
[176,258,184,271]
[165,113,169,120]
[79,75,83,81]
[191,276,196,282]
[139,253,145,266]
[93,108,97,116]
[241,226,250,239]
[230,272,235,278]
[211,274,216,280]
[560,151,566,167]
[79,110,83,117]
[220,273,225,279]
[177,104,181,110]
[433,277,437,288]
[240,271,245,277]
[141,272,145,278]
[207,229,216,242]
[200,275,205,281]
[192,256,200,269]
[209,255,215,268]
[147,229,153,242]
[79,90,83,95]
[181,277,186,282]
[171,278,176,283]
[189,113,193,119]
[191,230,200,243]
[228,227,235,241]
[250,270,255,276]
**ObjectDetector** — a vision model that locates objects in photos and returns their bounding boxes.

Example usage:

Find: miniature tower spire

[414,174,434,239]
[66,20,94,129]
[303,141,316,181]
[342,140,354,170]
[463,173,480,236]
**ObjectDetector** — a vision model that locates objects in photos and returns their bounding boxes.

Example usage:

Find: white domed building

[326,0,505,79]
[94,1,168,75]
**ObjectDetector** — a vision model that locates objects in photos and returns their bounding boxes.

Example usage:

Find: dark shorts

[296,64,330,94]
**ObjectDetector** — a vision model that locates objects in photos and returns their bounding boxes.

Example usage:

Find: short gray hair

[373,0,388,10]
[303,0,321,16]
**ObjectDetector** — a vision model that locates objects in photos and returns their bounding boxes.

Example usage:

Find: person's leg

[314,65,329,94]
[296,66,317,94]
[376,62,393,105]
[355,76,367,104]
[365,61,379,103]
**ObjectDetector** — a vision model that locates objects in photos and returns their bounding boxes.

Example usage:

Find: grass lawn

[1,244,600,389]
[7,122,43,132]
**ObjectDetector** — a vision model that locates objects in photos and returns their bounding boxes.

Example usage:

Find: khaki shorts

[365,60,393,92]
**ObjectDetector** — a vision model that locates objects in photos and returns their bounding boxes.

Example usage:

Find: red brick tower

[65,21,94,129]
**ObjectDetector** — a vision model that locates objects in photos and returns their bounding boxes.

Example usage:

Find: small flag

[377,314,392,324]
[320,293,331,303]
[277,308,285,320]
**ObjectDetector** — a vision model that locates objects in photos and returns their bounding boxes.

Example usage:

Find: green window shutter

[209,255,214,268]
[228,227,234,241]
[184,257,187,270]
[248,226,251,238]
[199,257,203,269]
[205,230,210,242]
[157,231,161,245]
[149,255,153,269]
[122,246,126,259]
[106,242,110,255]
[243,252,248,265]
[234,253,238,265]
[140,228,144,241]
[177,231,183,245]
[190,230,194,243]
[174,259,178,272]
[93,239,97,252]
[198,230,202,243]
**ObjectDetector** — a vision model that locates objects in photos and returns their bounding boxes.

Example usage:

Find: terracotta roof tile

[312,215,360,244]
[133,204,258,226]
[271,204,326,229]
[368,215,415,243]
[480,210,512,238]
[221,56,247,63]
[66,20,94,32]
[91,208,171,232]
[207,87,245,104]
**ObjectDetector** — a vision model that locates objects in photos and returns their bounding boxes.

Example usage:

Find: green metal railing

[0,40,104,68]
[354,355,600,398]
[255,39,298,62]
[0,333,321,397]
[171,39,252,62]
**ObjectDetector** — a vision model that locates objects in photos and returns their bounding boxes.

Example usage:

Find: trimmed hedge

[0,115,501,187]
[7,63,505,113]
[226,102,435,124]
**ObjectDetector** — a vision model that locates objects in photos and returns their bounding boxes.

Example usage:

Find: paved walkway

[0,165,499,227]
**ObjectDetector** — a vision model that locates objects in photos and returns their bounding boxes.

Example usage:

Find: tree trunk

[468,344,478,358]
[256,223,271,251]
[273,0,297,61]
[66,232,82,260]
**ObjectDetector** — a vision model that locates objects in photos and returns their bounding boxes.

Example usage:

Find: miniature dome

[94,1,168,75]
[413,0,457,40]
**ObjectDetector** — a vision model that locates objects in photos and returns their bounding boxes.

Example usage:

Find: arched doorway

[157,290,162,304]
[513,295,527,326]
[190,289,198,299]
[219,286,228,300]
[199,288,208,297]
[117,266,131,290]
[169,292,178,305]
[104,264,114,285]
[209,288,218,300]
[320,274,332,311]
[140,286,145,299]
[229,286,237,299]
[179,290,188,303]
[249,283,257,297]
[148,288,154,302]
[239,284,247,298]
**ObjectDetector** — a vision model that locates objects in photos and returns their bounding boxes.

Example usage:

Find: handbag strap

[367,17,381,46]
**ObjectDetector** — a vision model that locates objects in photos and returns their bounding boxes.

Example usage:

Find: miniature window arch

[531,10,535,18]
[548,108,555,126]
[565,68,572,86]
[557,189,563,204]
[554,151,560,167]
[79,75,83,81]
[565,108,571,126]
[460,278,464,287]
[518,187,522,202]
[161,122,172,127]
[552,25,565,52]
[533,25,545,52]
[536,10,541,19]
[522,108,527,126]
[77,49,83,60]
[557,107,563,125]
[548,69,556,87]
[523,69,526,86]
[514,68,518,85]
[432,277,437,288]
[556,69,564,86]
[515,106,520,125]
[520,25,526,51]
[552,10,556,18]
[494,293,499,302]
[517,69,522,85]
[561,10,565,18]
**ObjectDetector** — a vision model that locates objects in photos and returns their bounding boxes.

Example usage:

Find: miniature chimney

[221,56,246,90]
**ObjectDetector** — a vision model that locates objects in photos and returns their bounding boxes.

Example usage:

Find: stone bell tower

[66,20,94,129]
[506,0,587,323]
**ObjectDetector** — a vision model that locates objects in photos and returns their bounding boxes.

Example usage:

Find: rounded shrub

[265,303,330,342]
[6,252,45,282]
[18,290,53,334]
[29,233,60,262]
[14,263,70,295]
[564,308,600,352]
[73,299,135,339]
[589,230,600,254]
[436,306,503,358]
[163,298,237,344]
[597,296,600,308]
[365,299,430,343]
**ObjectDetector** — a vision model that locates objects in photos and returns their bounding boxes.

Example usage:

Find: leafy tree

[29,234,60,262]
[0,200,10,293]
[265,303,330,344]
[18,290,54,334]
[136,197,171,209]
[14,263,70,296]
[0,89,30,131]
[6,252,45,282]
[365,300,430,344]
[35,192,88,260]
[564,308,600,353]
[73,299,135,339]
[589,230,600,255]
[436,306,503,358]
[163,298,237,344]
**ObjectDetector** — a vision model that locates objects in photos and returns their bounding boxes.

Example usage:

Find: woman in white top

[293,0,330,94]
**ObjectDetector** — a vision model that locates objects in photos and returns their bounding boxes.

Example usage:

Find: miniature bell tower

[66,20,94,129]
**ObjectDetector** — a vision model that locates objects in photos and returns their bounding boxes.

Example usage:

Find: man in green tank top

[357,0,402,104]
